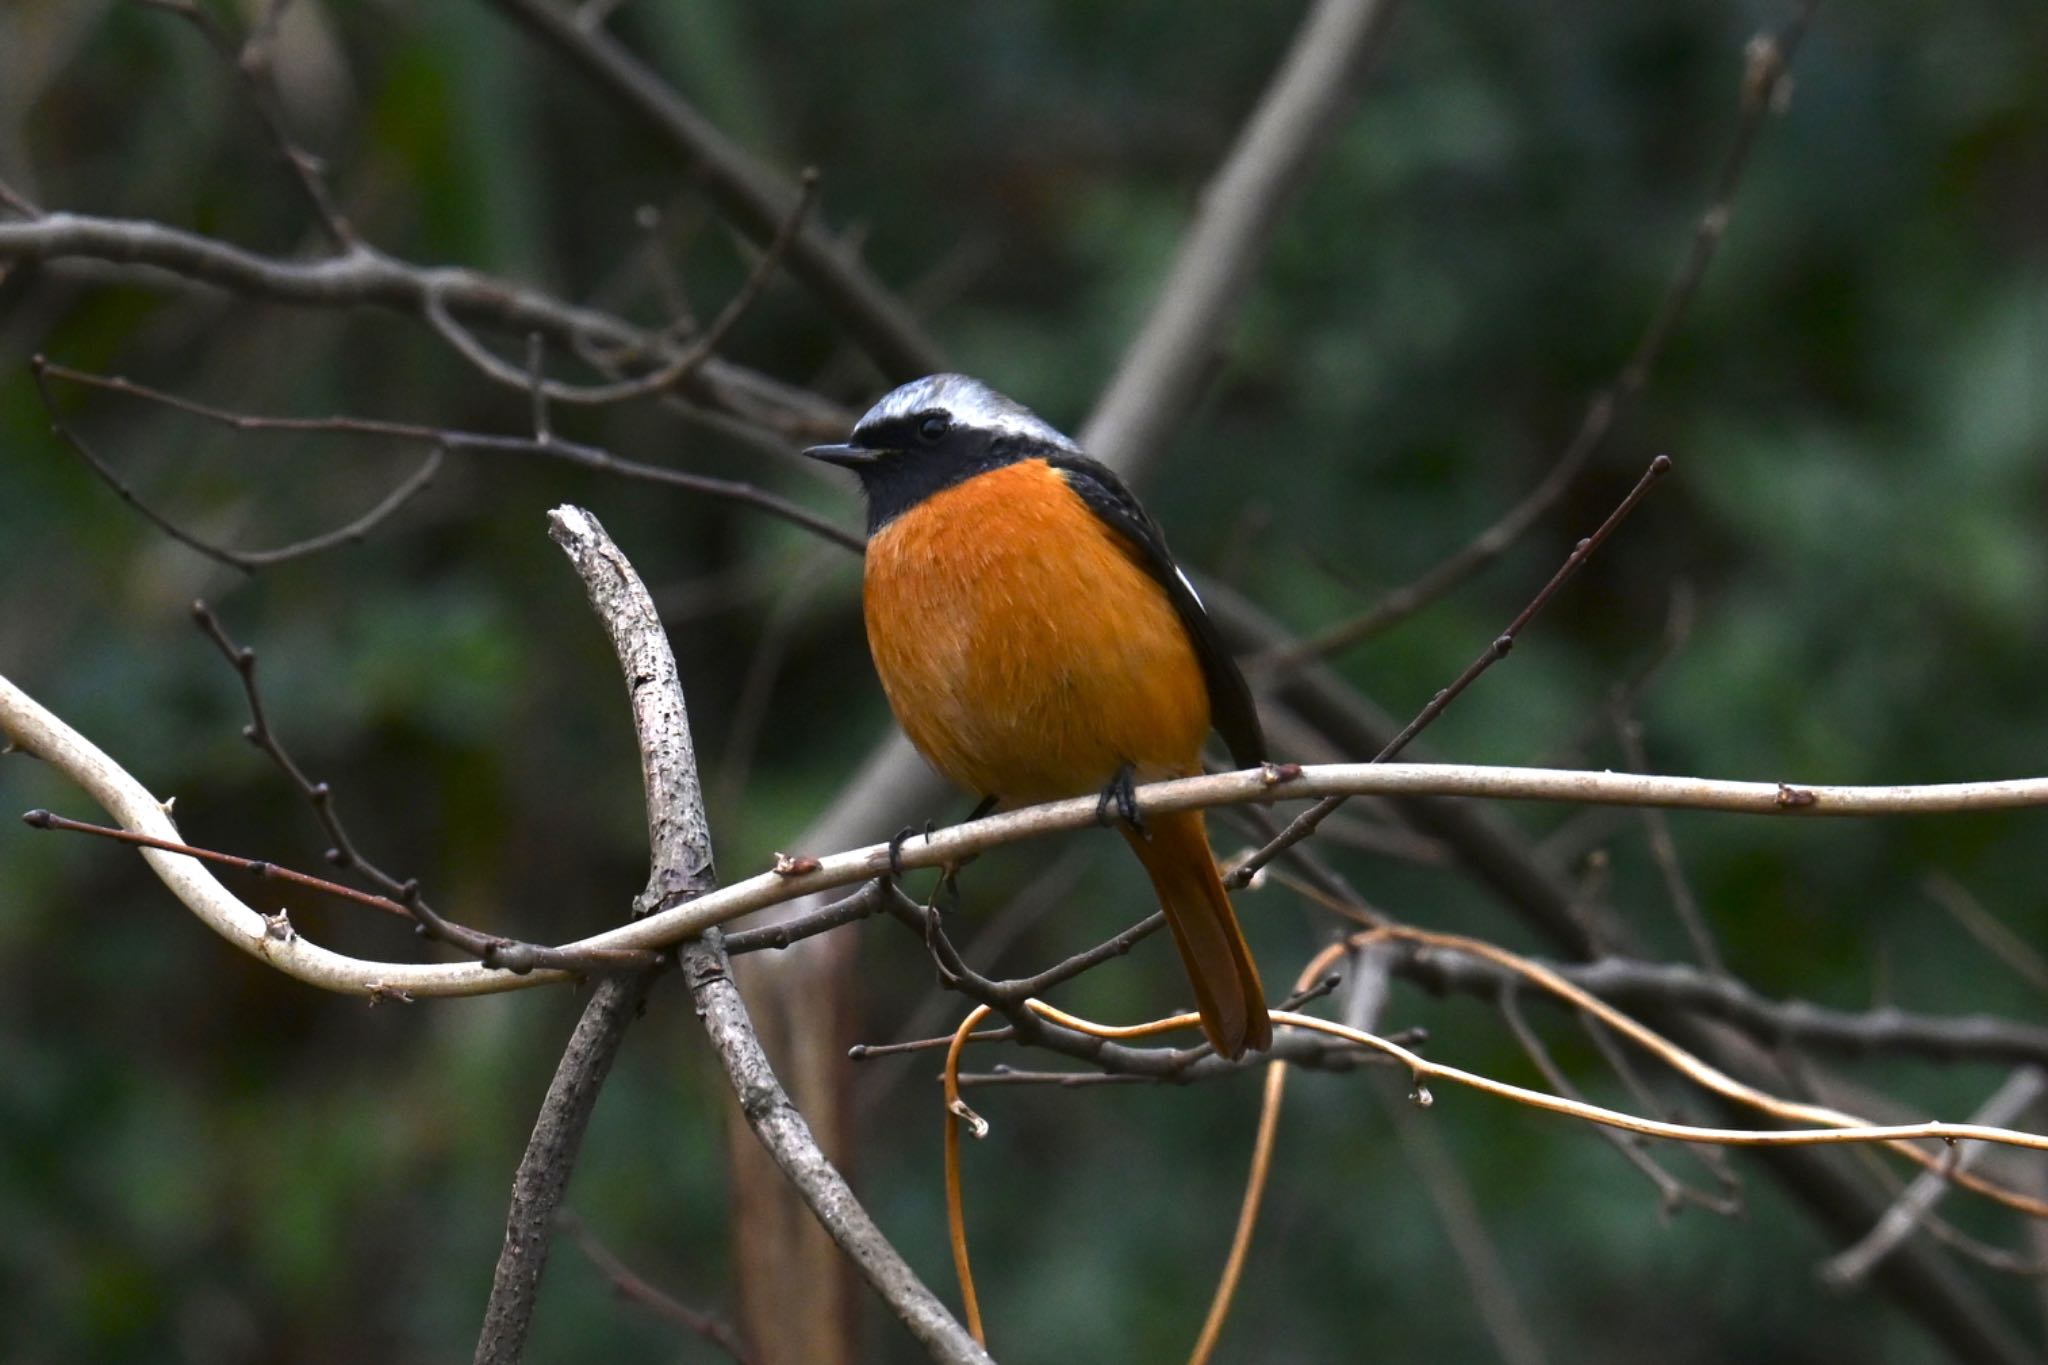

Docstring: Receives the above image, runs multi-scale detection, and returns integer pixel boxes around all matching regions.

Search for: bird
[805,374,1272,1058]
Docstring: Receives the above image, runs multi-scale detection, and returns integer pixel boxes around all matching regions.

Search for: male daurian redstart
[806,374,1272,1058]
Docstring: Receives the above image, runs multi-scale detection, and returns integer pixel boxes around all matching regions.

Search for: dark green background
[2,1,2045,1360]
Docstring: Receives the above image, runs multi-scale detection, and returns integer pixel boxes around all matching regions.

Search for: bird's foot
[886,825,923,879]
[1094,763,1146,838]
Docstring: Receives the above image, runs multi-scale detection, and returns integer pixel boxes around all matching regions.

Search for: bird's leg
[887,826,919,879]
[1095,762,1146,839]
[891,796,997,878]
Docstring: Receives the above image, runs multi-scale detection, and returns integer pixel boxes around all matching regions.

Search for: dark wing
[1048,453,1266,769]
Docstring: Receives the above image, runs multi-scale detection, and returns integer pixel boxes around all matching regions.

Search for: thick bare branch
[476,505,715,1364]
[1081,0,1405,471]
[13,653,2048,1001]
[682,932,992,1365]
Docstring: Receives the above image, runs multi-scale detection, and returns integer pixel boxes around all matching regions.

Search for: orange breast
[863,459,1211,804]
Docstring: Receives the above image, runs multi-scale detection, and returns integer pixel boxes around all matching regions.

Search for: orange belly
[862,459,1211,804]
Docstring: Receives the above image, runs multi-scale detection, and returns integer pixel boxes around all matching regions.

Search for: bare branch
[1399,941,2048,1072]
[15,645,2048,1001]
[1821,1068,2048,1288]
[480,0,944,380]
[475,973,657,1364]
[29,355,441,571]
[546,505,716,916]
[1081,0,1405,471]
[0,213,850,438]
[1261,0,1821,671]
[424,168,818,407]
[1924,872,2048,996]
[682,932,993,1365]
[1232,455,1673,886]
[556,1211,754,1363]
[476,504,715,1363]
[34,358,860,552]
[137,0,359,247]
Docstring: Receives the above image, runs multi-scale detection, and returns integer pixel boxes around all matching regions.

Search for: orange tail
[1120,809,1271,1059]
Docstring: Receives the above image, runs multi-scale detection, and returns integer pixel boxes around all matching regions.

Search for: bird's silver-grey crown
[854,374,1079,452]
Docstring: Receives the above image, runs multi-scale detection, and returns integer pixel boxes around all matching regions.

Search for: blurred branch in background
[0,211,849,438]
[1255,0,1820,674]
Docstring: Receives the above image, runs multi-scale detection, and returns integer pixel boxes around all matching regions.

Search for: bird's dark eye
[917,413,951,444]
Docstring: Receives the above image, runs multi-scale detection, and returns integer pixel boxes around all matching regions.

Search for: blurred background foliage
[2,0,2046,1361]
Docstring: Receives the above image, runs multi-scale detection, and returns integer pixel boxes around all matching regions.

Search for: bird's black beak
[802,442,881,468]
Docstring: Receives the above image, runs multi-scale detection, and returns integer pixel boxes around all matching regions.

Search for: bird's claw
[1095,763,1146,837]
[887,825,918,878]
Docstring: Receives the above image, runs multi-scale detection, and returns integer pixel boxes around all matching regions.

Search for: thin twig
[723,878,894,956]
[0,213,851,440]
[0,174,42,217]
[1260,0,1819,671]
[1544,581,1697,770]
[557,1211,754,1363]
[1499,985,1738,1217]
[35,358,860,551]
[480,0,943,380]
[188,601,652,974]
[1229,454,1673,888]
[1924,873,2048,995]
[1614,714,1726,974]
[424,170,820,406]
[1575,1011,1744,1198]
[981,912,1168,1006]
[21,808,403,923]
[137,0,359,248]
[30,356,441,571]
[852,1027,1018,1061]
[1820,1068,2048,1288]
